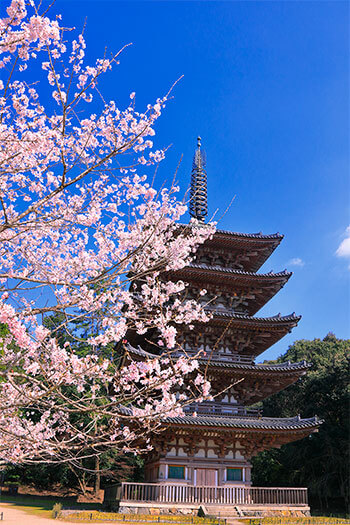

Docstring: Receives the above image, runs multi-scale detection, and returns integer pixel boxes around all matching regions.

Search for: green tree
[252,334,350,515]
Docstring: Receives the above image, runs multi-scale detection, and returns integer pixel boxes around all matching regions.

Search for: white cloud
[288,257,305,267]
[336,225,350,259]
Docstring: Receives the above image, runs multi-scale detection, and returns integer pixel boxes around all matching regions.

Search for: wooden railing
[173,351,254,365]
[184,403,260,417]
[114,482,308,506]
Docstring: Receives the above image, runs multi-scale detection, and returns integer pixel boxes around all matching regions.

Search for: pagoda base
[116,501,310,519]
[104,482,309,517]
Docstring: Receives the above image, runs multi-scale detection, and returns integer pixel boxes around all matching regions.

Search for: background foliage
[252,334,349,515]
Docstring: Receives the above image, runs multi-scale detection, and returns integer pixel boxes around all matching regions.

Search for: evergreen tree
[252,335,349,515]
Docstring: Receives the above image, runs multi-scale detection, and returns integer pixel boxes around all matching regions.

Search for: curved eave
[203,230,284,273]
[178,225,284,273]
[190,312,301,357]
[166,265,292,315]
[207,228,284,243]
[179,223,283,241]
[203,360,311,404]
[168,264,292,284]
[125,343,157,360]
[200,359,311,375]
[165,414,322,432]
[124,345,310,376]
[209,311,301,329]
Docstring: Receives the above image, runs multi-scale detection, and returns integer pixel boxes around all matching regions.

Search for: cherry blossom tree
[0,0,215,468]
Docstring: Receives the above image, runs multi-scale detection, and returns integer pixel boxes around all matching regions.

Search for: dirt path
[0,502,58,523]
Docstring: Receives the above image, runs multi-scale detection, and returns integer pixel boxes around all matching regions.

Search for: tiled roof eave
[124,345,311,375]
[178,223,284,241]
[165,414,322,431]
[199,359,311,373]
[215,228,284,241]
[176,264,292,281]
[209,312,302,327]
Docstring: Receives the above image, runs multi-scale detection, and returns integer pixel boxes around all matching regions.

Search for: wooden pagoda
[113,139,321,514]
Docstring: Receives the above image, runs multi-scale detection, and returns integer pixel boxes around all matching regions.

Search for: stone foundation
[119,503,200,515]
[238,506,311,518]
[117,502,311,518]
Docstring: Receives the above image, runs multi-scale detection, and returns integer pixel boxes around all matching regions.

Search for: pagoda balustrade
[111,482,308,506]
[184,403,260,417]
[205,304,248,316]
[174,349,254,365]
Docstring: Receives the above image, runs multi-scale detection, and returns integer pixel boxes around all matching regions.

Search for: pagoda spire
[189,136,208,221]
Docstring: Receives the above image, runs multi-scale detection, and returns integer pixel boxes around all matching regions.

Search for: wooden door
[196,469,217,486]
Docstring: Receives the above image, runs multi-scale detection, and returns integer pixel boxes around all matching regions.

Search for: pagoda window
[168,465,185,479]
[226,468,243,481]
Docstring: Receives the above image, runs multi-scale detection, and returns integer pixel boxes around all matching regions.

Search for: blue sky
[14,1,350,359]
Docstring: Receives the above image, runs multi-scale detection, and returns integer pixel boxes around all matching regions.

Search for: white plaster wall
[236,450,244,460]
[159,465,166,479]
[207,440,215,448]
[195,449,206,458]
[167,447,176,457]
[177,447,185,456]
[207,449,216,459]
[226,450,234,459]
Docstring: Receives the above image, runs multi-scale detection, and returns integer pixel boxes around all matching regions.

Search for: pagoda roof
[189,312,301,357]
[201,229,284,273]
[199,358,311,374]
[123,344,312,414]
[179,224,284,272]
[180,223,283,241]
[168,264,292,315]
[211,311,301,326]
[201,359,311,404]
[126,311,300,358]
[124,343,156,360]
[165,413,321,432]
[187,263,291,279]
[124,343,310,375]
[215,228,283,241]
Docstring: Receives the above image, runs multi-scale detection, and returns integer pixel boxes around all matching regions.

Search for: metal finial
[189,137,207,221]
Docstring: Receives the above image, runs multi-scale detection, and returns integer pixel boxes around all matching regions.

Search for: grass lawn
[0,493,103,520]
[59,512,229,524]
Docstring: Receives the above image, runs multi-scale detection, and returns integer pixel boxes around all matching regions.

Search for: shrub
[198,507,206,518]
[52,503,62,519]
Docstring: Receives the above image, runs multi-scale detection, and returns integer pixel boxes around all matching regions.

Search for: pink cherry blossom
[0,0,215,467]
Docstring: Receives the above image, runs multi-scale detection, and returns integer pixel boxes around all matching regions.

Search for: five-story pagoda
[126,138,320,490]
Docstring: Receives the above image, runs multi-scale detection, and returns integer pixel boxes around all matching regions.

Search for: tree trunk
[95,455,100,499]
